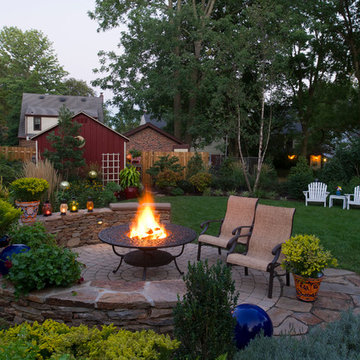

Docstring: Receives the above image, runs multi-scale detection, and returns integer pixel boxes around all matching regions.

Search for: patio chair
[303,182,329,207]
[226,204,295,298]
[197,196,258,261]
[346,185,360,210]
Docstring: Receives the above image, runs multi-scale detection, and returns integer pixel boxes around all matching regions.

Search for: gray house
[18,93,104,145]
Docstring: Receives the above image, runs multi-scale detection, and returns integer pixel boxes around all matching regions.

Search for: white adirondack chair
[303,182,329,207]
[345,186,360,210]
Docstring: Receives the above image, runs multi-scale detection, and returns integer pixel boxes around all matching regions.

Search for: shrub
[173,260,238,360]
[186,152,205,179]
[235,311,360,360]
[0,177,9,200]
[170,187,185,196]
[0,158,23,186]
[7,244,83,296]
[155,170,181,189]
[0,319,180,360]
[0,200,22,235]
[189,172,212,193]
[8,222,56,248]
[177,179,195,193]
[119,165,141,189]
[287,156,314,199]
[10,177,49,202]
[146,155,184,182]
[258,163,278,191]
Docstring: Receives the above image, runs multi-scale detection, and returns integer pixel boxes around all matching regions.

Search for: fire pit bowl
[98,223,197,280]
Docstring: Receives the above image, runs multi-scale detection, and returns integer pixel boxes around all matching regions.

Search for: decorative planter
[125,187,139,199]
[0,244,30,275]
[293,273,324,302]
[15,200,40,224]
[336,190,341,196]
[0,235,9,248]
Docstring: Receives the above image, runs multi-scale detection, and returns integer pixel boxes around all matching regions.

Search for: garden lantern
[60,200,68,215]
[70,198,79,213]
[86,197,94,212]
[42,200,52,216]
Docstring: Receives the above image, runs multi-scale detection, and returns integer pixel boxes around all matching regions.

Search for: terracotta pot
[125,187,139,199]
[15,200,40,224]
[293,273,323,302]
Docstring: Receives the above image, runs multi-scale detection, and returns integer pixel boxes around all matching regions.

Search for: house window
[33,116,41,131]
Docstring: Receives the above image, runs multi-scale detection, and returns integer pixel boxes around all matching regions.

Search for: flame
[129,190,167,245]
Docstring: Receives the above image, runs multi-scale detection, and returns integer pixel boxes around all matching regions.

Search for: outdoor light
[287,155,296,160]
[60,200,68,215]
[126,153,132,163]
[42,200,52,216]
[69,198,79,213]
[97,219,103,225]
[59,181,70,191]
[86,197,94,212]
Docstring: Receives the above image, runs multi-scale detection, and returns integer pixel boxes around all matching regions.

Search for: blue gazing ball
[0,244,30,275]
[232,303,273,349]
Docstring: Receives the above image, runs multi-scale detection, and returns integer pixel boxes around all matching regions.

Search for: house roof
[140,113,167,129]
[124,122,184,144]
[18,93,104,138]
[31,111,129,142]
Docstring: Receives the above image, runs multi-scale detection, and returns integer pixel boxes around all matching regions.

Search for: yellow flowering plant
[10,177,49,202]
[281,234,337,278]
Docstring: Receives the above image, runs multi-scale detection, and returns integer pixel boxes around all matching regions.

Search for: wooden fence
[0,146,36,162]
[140,151,209,187]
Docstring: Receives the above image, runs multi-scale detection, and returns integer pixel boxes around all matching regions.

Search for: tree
[0,26,68,144]
[60,78,95,96]
[43,106,85,180]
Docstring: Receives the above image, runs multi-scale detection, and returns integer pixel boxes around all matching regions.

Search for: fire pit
[98,223,197,280]
[98,191,197,280]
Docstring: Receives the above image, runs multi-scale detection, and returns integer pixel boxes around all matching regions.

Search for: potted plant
[0,199,22,247]
[119,166,141,199]
[281,234,337,302]
[10,177,49,224]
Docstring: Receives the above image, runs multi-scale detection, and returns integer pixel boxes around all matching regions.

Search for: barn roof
[18,93,104,138]
[31,111,129,142]
[124,122,184,144]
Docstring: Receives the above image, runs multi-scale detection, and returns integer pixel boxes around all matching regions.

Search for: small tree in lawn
[43,106,85,180]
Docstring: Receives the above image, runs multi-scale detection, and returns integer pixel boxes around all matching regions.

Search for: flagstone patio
[75,243,360,336]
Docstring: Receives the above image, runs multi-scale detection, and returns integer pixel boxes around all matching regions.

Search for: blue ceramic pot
[0,235,10,248]
[232,303,273,349]
[0,244,30,275]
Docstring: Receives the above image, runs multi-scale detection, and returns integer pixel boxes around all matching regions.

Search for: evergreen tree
[43,106,85,179]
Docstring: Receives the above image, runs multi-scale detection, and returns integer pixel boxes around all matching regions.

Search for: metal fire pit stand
[98,224,197,280]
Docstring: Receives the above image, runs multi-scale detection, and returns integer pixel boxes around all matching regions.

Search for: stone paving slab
[75,243,360,335]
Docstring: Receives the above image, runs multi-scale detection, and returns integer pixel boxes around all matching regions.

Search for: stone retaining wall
[38,202,171,248]
[0,278,185,333]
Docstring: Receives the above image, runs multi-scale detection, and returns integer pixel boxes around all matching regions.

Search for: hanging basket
[293,273,323,302]
[15,200,40,224]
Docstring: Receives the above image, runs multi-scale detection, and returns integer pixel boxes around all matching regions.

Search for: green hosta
[6,244,83,297]
[10,177,49,202]
[0,319,180,359]
[281,234,338,278]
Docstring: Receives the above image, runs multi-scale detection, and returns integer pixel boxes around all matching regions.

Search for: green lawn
[152,196,360,274]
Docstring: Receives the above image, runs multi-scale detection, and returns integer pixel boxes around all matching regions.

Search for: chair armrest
[325,192,330,197]
[232,225,253,236]
[199,219,223,236]
[268,243,283,267]
[272,243,282,256]
[303,191,308,197]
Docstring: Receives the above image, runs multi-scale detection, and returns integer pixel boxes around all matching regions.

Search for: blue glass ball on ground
[0,244,30,275]
[232,303,273,349]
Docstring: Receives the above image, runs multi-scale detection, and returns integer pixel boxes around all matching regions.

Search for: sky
[0,0,124,107]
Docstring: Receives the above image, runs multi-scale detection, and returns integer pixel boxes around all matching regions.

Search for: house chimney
[100,92,104,103]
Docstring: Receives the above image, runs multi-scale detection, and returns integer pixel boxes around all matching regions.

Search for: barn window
[33,116,41,131]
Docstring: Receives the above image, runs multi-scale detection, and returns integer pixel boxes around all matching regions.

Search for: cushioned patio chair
[197,196,258,261]
[227,204,295,298]
[346,185,360,210]
[303,182,329,207]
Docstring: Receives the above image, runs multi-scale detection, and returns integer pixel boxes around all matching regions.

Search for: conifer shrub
[173,260,239,360]
[287,156,314,199]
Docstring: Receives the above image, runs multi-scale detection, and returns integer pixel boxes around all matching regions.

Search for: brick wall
[127,128,180,152]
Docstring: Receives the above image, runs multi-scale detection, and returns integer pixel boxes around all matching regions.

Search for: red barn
[31,112,129,183]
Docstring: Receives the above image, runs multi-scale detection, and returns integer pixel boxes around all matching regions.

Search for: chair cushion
[227,253,269,272]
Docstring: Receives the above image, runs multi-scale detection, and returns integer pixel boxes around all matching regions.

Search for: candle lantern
[86,197,94,212]
[42,200,52,216]
[69,198,79,213]
[60,200,68,215]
